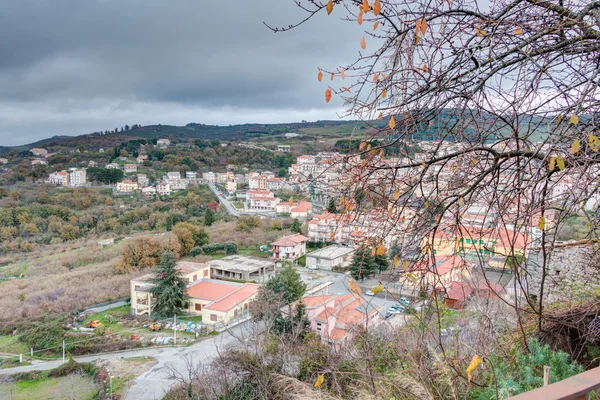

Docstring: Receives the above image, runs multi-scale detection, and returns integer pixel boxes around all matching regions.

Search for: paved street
[296,267,410,315]
[1,322,256,400]
[208,183,240,217]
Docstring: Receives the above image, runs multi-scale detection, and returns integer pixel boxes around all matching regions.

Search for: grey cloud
[0,0,361,145]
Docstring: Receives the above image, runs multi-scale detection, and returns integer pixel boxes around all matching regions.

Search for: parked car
[388,309,402,314]
[390,303,405,311]
[384,312,395,319]
[307,265,318,270]
[365,290,375,296]
[86,320,103,328]
[399,297,411,306]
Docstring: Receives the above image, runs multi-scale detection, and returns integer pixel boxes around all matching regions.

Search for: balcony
[507,366,600,400]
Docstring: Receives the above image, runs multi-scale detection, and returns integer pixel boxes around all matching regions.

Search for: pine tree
[290,218,303,234]
[374,252,389,273]
[326,197,337,213]
[204,208,215,226]
[350,245,377,280]
[265,264,306,304]
[150,252,190,317]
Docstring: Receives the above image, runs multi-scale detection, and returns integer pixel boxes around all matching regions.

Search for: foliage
[172,222,209,256]
[204,208,216,226]
[374,252,389,273]
[86,167,124,184]
[115,236,163,273]
[236,215,262,232]
[190,241,238,256]
[150,252,190,318]
[290,218,302,234]
[266,264,306,304]
[470,339,583,399]
[273,302,311,340]
[350,245,378,280]
[326,197,337,213]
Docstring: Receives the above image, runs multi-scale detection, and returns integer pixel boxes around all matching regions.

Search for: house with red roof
[290,294,381,345]
[270,234,309,261]
[130,260,259,325]
[400,255,473,293]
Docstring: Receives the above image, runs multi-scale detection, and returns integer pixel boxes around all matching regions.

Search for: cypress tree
[150,252,190,317]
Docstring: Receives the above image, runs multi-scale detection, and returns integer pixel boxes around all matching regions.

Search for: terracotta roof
[329,328,350,341]
[295,295,333,308]
[291,201,312,213]
[435,256,470,275]
[203,284,259,312]
[314,307,338,321]
[186,280,242,301]
[445,281,472,302]
[474,281,504,293]
[271,234,309,247]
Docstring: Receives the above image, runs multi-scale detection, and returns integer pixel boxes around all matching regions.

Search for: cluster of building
[130,256,275,325]
[48,168,87,187]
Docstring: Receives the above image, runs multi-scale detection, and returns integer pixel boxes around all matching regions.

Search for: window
[433,250,437,255]
[466,239,471,244]
[211,314,217,322]
[479,240,485,245]
[204,269,209,277]
[459,238,464,243]
[478,249,483,254]
[193,275,197,282]
[195,304,202,311]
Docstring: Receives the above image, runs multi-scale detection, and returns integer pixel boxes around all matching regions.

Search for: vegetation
[349,245,378,280]
[150,252,190,318]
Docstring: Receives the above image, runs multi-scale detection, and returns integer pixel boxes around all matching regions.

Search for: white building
[305,245,355,271]
[0,158,7,164]
[157,139,171,148]
[277,145,291,152]
[68,168,87,187]
[124,164,137,173]
[31,159,47,166]
[141,186,157,196]
[270,234,309,261]
[106,163,120,169]
[116,180,138,193]
[157,182,171,196]
[30,148,48,157]
[137,174,149,186]
[49,171,69,186]
[203,172,216,183]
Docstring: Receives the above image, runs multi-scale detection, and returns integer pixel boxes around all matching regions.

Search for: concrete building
[131,261,260,325]
[31,159,47,166]
[157,138,171,148]
[291,294,381,346]
[209,255,276,283]
[30,148,48,156]
[156,181,171,196]
[306,245,355,271]
[68,168,87,187]
[124,164,137,173]
[106,163,120,169]
[226,180,237,193]
[203,172,216,183]
[136,155,148,164]
[277,145,291,152]
[49,171,69,186]
[270,234,309,261]
[116,180,138,193]
[137,174,149,186]
[0,158,8,164]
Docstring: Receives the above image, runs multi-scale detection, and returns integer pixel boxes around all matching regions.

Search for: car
[399,297,411,306]
[365,290,375,296]
[384,312,395,319]
[307,265,318,270]
[390,303,405,310]
[388,309,402,314]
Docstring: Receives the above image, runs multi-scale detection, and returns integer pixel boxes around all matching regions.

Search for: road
[295,267,406,314]
[1,322,256,400]
[208,183,240,217]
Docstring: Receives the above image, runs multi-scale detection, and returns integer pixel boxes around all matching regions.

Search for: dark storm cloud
[0,0,361,145]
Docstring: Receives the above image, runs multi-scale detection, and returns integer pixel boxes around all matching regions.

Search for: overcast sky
[0,0,360,146]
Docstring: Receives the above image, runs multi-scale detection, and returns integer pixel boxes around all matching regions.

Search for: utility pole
[62,340,65,364]
[174,314,177,345]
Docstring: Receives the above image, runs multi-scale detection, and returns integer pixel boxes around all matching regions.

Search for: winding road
[1,322,255,399]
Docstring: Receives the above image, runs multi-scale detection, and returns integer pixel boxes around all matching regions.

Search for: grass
[232,202,243,209]
[0,335,29,355]
[0,374,97,400]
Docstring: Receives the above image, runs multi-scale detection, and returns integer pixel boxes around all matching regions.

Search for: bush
[189,246,204,257]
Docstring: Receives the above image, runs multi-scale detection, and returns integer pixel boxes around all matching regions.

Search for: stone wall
[526,242,600,304]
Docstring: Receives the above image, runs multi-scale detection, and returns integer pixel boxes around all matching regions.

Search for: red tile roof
[445,281,472,302]
[186,280,241,301]
[176,261,208,274]
[204,284,259,312]
[271,234,309,247]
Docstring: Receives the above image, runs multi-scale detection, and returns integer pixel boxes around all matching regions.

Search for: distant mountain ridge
[0,120,360,156]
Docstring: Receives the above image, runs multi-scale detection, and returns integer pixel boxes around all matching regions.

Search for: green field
[0,374,97,400]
